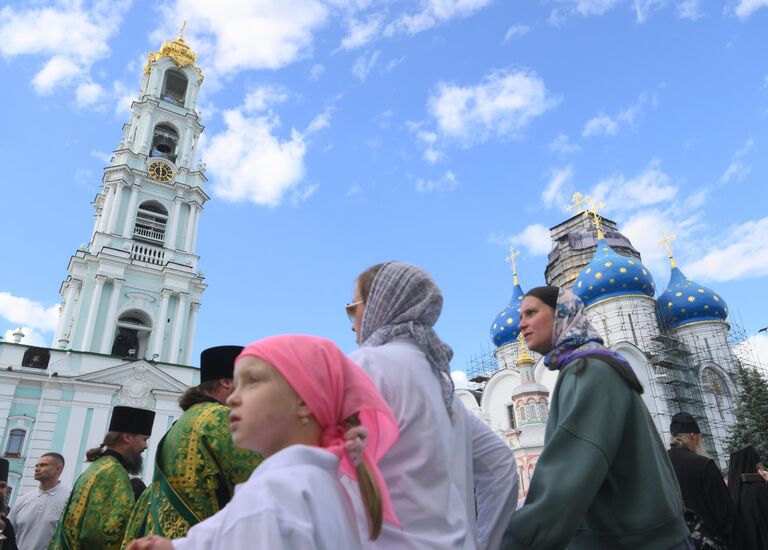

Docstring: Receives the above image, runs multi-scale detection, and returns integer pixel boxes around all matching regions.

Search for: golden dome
[144,25,203,81]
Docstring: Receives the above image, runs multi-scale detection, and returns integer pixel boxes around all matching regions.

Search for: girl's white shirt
[346,339,519,550]
[172,445,363,550]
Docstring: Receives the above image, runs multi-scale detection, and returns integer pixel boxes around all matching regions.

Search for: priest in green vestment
[49,405,155,550]
[121,346,263,547]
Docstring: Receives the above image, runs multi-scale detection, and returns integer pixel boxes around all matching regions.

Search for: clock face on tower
[148,162,174,182]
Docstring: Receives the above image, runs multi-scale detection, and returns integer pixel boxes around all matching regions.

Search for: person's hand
[125,535,173,550]
[344,425,369,466]
[758,469,768,482]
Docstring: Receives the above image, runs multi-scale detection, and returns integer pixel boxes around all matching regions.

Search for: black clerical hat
[200,345,243,383]
[670,412,700,435]
[0,458,8,482]
[108,406,155,436]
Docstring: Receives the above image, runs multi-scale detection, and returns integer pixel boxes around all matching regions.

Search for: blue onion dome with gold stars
[490,278,525,348]
[573,239,656,307]
[656,266,728,330]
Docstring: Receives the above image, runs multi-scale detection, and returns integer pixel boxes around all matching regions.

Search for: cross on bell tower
[53,32,209,365]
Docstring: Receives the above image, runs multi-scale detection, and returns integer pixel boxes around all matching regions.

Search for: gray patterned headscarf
[359,261,455,417]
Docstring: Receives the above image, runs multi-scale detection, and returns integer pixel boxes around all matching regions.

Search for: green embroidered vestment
[121,402,262,545]
[49,455,135,550]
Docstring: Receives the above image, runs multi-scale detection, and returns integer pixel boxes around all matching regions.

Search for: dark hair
[346,414,382,540]
[356,263,386,302]
[524,286,559,310]
[41,452,65,467]
[85,432,122,462]
[178,379,224,411]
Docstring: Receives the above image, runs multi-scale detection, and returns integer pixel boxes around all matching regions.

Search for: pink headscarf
[236,334,401,526]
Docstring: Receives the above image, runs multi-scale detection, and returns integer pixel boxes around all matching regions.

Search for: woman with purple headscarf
[501,286,691,550]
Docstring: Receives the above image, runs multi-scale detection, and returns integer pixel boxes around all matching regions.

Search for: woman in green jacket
[502,286,691,550]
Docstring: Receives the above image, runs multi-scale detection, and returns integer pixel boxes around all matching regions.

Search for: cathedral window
[5,429,25,458]
[150,124,179,163]
[161,69,188,106]
[506,403,517,430]
[134,201,168,244]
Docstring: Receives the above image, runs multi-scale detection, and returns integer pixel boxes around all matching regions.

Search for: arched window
[134,201,168,244]
[703,367,730,397]
[506,403,517,430]
[112,310,153,360]
[150,124,179,162]
[5,429,25,457]
[161,70,188,106]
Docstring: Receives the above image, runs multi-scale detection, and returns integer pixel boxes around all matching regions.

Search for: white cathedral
[0,34,209,505]
[456,209,741,497]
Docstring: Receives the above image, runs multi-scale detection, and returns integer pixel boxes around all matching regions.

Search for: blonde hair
[346,414,383,540]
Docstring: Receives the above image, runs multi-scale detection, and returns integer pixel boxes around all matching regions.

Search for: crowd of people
[0,261,766,549]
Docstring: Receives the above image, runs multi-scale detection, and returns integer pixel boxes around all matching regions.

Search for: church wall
[675,321,735,373]
[480,370,521,433]
[586,295,659,352]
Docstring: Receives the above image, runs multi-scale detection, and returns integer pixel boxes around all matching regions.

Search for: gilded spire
[568,192,605,240]
[144,22,203,81]
[658,231,678,269]
[517,332,534,365]
[506,247,520,286]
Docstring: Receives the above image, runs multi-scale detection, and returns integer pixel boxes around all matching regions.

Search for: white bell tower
[54,31,208,365]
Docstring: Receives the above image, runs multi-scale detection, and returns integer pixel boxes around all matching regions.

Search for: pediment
[77,360,189,393]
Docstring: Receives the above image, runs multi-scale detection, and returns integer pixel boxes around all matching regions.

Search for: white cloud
[738,333,768,368]
[384,0,493,36]
[416,130,444,164]
[416,171,458,192]
[542,165,575,208]
[720,139,754,184]
[591,160,678,212]
[0,1,130,96]
[0,292,59,333]
[548,0,620,24]
[3,327,48,347]
[684,217,768,282]
[583,93,647,137]
[75,81,105,108]
[549,133,581,154]
[734,0,768,19]
[90,150,112,164]
[619,209,678,277]
[152,0,328,79]
[352,50,380,80]
[677,0,704,19]
[205,109,308,207]
[243,85,289,113]
[309,64,325,81]
[113,80,136,117]
[340,13,385,50]
[504,24,530,41]
[428,68,559,146]
[451,370,469,389]
[290,183,319,205]
[490,224,552,256]
[306,106,333,134]
[633,0,665,22]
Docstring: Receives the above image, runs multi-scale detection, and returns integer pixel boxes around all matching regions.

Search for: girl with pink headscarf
[126,335,399,550]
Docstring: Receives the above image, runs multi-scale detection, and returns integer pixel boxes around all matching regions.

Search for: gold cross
[506,247,520,285]
[568,192,605,239]
[179,20,187,38]
[657,231,677,268]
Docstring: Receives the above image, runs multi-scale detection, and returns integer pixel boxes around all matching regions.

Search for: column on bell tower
[54,31,208,363]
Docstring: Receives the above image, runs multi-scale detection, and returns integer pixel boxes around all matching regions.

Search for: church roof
[573,238,656,307]
[490,279,525,348]
[656,266,728,330]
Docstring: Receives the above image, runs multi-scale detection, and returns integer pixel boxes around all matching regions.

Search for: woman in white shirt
[126,335,399,550]
[344,261,519,550]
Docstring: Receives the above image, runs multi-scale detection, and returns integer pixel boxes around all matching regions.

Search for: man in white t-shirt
[9,452,71,550]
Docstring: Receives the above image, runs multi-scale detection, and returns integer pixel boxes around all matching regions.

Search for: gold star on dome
[605,261,613,267]
[595,272,603,279]
[688,296,695,302]
[619,267,627,273]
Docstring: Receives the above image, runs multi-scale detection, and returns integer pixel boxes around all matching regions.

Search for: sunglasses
[345,300,364,322]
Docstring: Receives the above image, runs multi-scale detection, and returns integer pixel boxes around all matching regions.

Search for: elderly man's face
[0,480,7,498]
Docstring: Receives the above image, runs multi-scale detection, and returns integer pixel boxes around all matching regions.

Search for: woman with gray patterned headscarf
[344,261,519,550]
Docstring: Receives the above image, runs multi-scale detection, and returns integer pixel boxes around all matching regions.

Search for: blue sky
[1,0,768,379]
